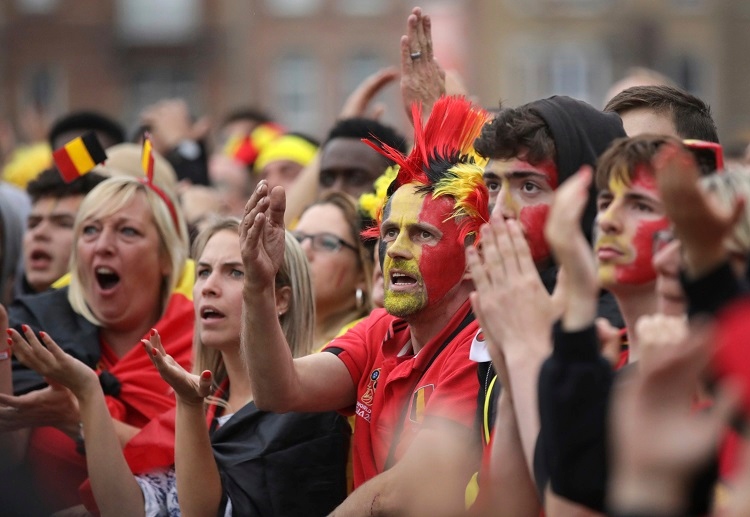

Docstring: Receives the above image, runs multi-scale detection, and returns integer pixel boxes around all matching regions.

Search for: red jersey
[324,300,480,488]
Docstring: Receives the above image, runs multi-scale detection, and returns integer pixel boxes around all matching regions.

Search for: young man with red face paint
[475,96,627,276]
[531,134,724,515]
[465,96,626,513]
[594,136,674,351]
[240,95,491,517]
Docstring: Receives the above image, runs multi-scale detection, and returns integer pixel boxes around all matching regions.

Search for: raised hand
[240,180,287,291]
[339,67,398,121]
[545,166,598,330]
[609,320,738,515]
[635,313,688,373]
[400,6,445,124]
[654,142,744,277]
[6,325,98,399]
[143,329,211,407]
[596,317,623,367]
[467,214,555,365]
[140,98,210,153]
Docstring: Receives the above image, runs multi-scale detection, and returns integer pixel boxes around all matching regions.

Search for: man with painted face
[474,96,627,281]
[534,134,712,514]
[240,96,490,516]
[465,97,627,512]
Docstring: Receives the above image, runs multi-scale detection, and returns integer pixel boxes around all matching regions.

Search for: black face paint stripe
[378,196,393,270]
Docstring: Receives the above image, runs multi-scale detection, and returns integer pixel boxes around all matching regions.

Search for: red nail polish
[151,348,157,356]
[5,329,11,336]
[150,329,156,337]
[21,324,28,332]
[6,338,12,346]
[39,331,46,338]
[201,371,211,380]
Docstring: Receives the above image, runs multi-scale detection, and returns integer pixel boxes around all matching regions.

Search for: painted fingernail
[201,371,211,380]
[21,324,28,332]
[5,329,11,336]
[7,338,12,346]
[151,348,157,356]
[150,329,156,337]
[39,331,47,338]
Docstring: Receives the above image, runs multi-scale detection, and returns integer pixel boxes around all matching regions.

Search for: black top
[212,402,350,517]
[9,286,100,395]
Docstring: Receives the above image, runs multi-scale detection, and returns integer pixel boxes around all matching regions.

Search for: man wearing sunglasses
[240,96,489,516]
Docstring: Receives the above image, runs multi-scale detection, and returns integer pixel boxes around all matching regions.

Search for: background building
[2,0,749,145]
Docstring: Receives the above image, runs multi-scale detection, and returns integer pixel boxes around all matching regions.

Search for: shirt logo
[360,368,380,406]
[356,368,381,424]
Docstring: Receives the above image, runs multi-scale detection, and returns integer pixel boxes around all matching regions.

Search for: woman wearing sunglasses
[292,192,373,349]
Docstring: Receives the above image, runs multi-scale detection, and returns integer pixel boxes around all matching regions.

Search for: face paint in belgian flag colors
[380,184,467,318]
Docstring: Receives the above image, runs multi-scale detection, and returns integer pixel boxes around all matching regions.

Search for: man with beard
[240,95,489,516]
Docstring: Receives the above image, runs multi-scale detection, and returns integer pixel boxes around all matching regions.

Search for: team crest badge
[361,368,381,406]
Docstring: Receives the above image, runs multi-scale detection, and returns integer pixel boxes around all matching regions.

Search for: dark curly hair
[26,167,108,203]
[473,104,556,166]
[325,118,408,163]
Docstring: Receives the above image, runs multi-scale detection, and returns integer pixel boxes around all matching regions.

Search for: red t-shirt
[324,300,479,488]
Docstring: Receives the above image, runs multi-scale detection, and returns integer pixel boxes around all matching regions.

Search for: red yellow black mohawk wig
[363,95,490,244]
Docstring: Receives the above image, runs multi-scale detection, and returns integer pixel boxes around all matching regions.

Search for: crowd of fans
[1,5,750,517]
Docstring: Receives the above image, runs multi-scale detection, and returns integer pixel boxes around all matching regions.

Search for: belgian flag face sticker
[52,131,107,182]
[409,384,435,423]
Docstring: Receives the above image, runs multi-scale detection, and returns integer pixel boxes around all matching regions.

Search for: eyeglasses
[292,231,358,253]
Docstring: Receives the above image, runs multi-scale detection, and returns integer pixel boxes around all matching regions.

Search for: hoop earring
[355,288,364,310]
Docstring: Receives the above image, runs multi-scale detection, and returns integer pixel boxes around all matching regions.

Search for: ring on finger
[410,50,423,60]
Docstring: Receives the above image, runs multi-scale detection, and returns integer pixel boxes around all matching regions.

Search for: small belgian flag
[52,131,107,183]
[141,134,155,178]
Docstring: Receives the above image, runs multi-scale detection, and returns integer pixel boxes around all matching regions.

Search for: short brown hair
[595,134,681,191]
[604,85,719,143]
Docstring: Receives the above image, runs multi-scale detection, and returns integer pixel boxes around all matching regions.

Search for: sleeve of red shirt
[323,311,386,391]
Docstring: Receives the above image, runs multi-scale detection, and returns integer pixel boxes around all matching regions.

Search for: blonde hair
[68,176,188,325]
[701,168,750,256]
[191,218,315,395]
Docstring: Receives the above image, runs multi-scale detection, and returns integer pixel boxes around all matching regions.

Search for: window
[550,46,590,101]
[265,0,322,17]
[20,65,65,113]
[14,0,60,15]
[127,68,197,128]
[504,36,612,105]
[336,0,388,16]
[343,53,384,97]
[116,0,201,45]
[503,0,615,16]
[275,53,320,133]
[670,0,708,13]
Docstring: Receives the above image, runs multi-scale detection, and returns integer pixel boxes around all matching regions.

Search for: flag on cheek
[52,131,107,183]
